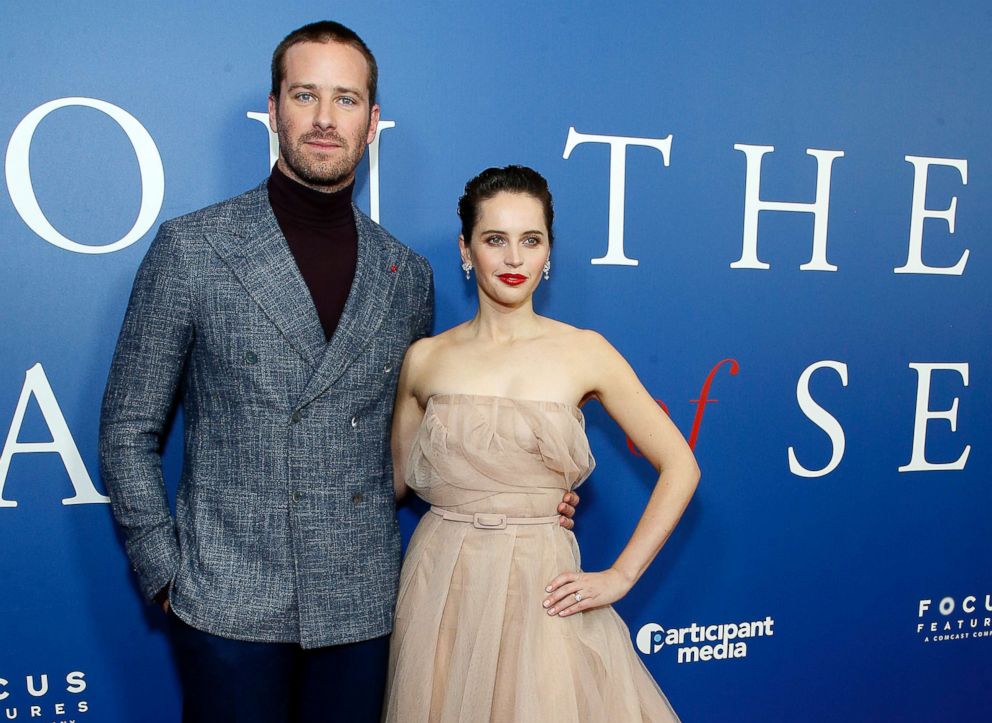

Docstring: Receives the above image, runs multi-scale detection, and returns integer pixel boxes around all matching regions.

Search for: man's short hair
[271,21,379,105]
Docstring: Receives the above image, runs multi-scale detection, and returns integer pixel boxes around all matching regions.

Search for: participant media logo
[636,615,775,663]
[917,594,992,643]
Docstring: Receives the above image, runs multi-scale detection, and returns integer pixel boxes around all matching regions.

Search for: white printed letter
[788,361,848,477]
[895,156,969,275]
[732,145,844,271]
[0,363,109,507]
[5,97,164,254]
[246,111,280,170]
[899,363,970,472]
[26,675,48,697]
[367,120,395,223]
[563,127,673,266]
[66,671,86,694]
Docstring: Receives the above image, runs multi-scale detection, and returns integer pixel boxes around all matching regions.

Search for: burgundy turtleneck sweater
[268,164,358,341]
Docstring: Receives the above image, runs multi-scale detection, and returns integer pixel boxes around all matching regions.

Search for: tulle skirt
[383,510,680,722]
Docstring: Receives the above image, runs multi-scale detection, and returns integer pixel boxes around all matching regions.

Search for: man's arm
[99,220,194,602]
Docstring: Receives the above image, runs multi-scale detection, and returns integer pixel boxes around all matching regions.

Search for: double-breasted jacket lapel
[204,184,403,408]
[203,185,326,369]
[297,207,402,408]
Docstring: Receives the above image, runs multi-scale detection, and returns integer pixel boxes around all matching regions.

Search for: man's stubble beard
[276,121,369,192]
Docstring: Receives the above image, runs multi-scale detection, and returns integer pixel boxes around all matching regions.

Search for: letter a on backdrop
[0,363,109,507]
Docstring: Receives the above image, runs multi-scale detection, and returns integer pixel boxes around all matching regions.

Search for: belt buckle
[473,512,507,530]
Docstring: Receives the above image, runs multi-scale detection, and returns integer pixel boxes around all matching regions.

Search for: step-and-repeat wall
[1,3,988,721]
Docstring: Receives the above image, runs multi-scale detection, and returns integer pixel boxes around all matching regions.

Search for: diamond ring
[574,592,582,602]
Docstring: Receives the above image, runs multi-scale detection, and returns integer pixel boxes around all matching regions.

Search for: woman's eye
[523,236,541,246]
[485,236,505,246]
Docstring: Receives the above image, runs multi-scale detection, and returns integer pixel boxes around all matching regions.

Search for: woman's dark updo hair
[457,165,554,247]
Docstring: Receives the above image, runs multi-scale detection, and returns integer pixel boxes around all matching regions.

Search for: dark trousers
[168,612,390,723]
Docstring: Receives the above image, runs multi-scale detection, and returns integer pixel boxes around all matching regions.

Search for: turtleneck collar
[267,162,356,231]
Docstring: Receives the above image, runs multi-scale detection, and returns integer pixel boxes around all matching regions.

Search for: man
[100,20,578,722]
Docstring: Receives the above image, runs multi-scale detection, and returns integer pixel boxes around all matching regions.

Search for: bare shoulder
[540,319,617,360]
[398,334,436,395]
[418,322,473,356]
[401,323,472,398]
[405,319,470,353]
[564,326,637,401]
[403,334,433,367]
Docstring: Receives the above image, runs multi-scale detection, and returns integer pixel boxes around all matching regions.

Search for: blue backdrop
[1,2,989,721]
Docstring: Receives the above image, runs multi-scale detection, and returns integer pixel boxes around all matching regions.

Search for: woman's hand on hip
[542,568,633,617]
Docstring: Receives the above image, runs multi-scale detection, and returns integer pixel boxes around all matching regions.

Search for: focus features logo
[0,671,90,721]
[636,616,775,663]
[917,595,992,643]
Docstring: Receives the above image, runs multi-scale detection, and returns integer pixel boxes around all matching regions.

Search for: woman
[385,166,699,722]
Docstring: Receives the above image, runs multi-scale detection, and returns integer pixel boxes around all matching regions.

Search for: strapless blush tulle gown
[384,394,680,722]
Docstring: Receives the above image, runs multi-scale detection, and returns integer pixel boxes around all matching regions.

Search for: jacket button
[293,491,303,503]
[245,350,258,364]
[383,363,393,373]
[350,416,358,428]
[291,411,302,424]
[352,492,363,505]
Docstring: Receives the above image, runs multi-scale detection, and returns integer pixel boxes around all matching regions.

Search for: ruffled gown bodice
[407,393,595,516]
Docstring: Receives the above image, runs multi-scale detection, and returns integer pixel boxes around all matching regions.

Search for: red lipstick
[497,274,527,286]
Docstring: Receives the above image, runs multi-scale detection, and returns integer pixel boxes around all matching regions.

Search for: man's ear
[268,94,278,133]
[365,104,381,145]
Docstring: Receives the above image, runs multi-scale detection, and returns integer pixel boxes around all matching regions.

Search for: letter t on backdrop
[563,127,672,266]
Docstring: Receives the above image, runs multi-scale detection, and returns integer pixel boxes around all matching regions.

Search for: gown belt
[429,506,560,530]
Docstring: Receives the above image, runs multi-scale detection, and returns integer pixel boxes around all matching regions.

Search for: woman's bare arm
[544,331,700,616]
[391,340,429,500]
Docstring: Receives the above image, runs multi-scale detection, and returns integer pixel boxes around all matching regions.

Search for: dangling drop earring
[461,261,473,280]
[543,259,551,280]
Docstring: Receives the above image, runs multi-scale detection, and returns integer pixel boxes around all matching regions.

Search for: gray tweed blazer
[99,180,433,648]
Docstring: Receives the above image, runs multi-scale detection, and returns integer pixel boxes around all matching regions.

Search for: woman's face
[461,192,550,307]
